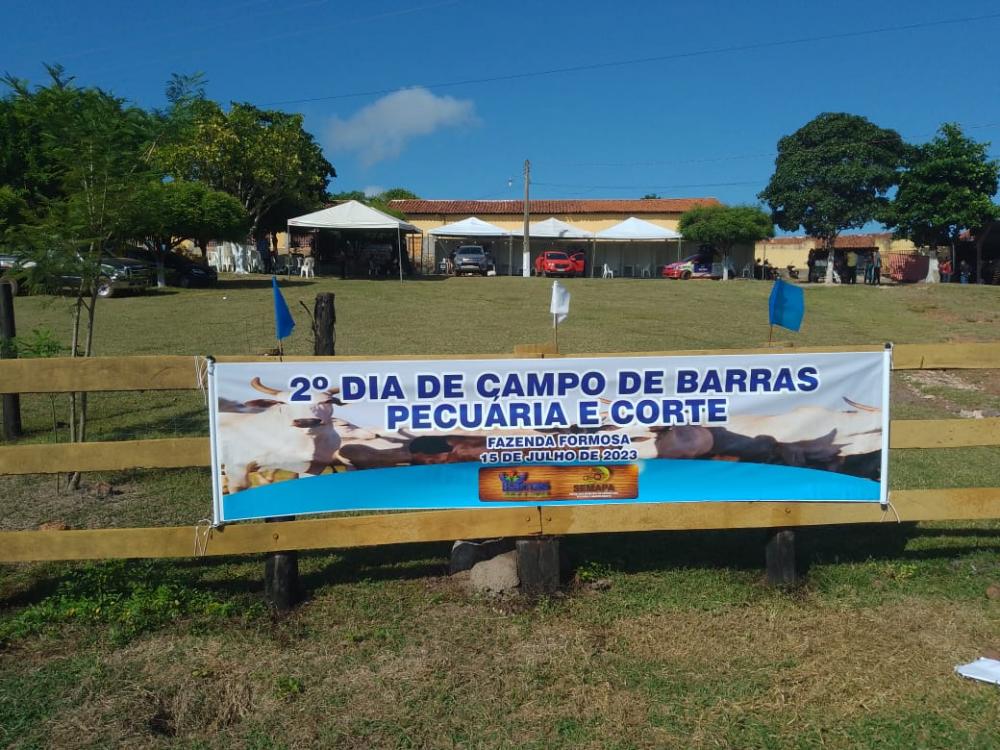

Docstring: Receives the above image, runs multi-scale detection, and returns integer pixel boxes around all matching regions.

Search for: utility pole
[522,159,531,277]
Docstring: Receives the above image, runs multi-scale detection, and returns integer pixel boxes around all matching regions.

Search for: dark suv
[453,245,493,276]
[0,251,154,297]
[123,248,218,288]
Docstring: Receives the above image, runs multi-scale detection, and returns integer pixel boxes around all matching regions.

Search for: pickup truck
[0,251,155,297]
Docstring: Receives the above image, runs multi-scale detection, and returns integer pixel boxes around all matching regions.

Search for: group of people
[939,258,985,284]
[842,249,882,285]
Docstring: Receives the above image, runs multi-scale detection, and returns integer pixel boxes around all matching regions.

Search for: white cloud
[327,87,479,166]
[363,185,385,197]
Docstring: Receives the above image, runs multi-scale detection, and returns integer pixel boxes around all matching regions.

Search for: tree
[378,187,419,202]
[157,101,335,238]
[885,123,999,279]
[678,204,774,279]
[125,179,248,283]
[642,193,661,199]
[759,112,909,282]
[326,187,419,220]
[1,67,158,482]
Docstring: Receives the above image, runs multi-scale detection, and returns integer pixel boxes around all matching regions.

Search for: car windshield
[458,247,483,255]
[546,252,568,260]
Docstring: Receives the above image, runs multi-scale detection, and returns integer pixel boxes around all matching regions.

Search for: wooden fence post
[262,294,336,611]
[0,281,22,440]
[313,292,335,357]
[765,528,798,586]
[264,516,300,611]
[516,537,560,595]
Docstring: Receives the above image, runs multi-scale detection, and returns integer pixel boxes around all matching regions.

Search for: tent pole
[591,238,596,277]
[397,227,404,283]
[508,235,513,276]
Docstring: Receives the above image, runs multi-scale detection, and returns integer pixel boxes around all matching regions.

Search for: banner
[208,350,891,524]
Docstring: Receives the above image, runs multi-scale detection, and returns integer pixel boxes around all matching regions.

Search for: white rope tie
[194,356,210,406]
[193,517,213,556]
[880,499,901,524]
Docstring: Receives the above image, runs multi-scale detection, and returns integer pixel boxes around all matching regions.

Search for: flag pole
[767,324,774,347]
[553,314,559,353]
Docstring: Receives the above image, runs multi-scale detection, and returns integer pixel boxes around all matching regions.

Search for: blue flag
[768,278,804,332]
[271,275,295,340]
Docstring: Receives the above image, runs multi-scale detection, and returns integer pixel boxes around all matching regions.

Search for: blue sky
[4,0,1000,209]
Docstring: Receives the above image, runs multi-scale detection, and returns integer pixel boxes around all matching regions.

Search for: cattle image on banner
[207,349,892,524]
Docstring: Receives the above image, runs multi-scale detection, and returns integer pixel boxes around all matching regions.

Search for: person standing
[872,250,882,286]
[959,259,971,284]
[940,257,952,283]
[846,250,858,284]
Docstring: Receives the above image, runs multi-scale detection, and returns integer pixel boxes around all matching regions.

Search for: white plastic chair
[602,263,614,279]
[300,256,315,278]
[640,264,651,278]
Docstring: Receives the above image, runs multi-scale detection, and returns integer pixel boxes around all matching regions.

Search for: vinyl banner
[208,350,891,524]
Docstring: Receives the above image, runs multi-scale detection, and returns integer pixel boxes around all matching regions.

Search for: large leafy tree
[759,112,909,282]
[1,66,158,473]
[125,179,248,284]
[678,204,774,279]
[885,123,999,277]
[157,101,335,237]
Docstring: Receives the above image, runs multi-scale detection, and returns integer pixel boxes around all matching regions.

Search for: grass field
[1,276,999,749]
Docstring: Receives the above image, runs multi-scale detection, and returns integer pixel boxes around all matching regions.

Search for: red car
[568,250,586,276]
[662,252,720,280]
[534,250,576,277]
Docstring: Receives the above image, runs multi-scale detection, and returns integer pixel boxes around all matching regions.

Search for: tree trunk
[976,238,984,284]
[69,286,100,490]
[825,240,836,284]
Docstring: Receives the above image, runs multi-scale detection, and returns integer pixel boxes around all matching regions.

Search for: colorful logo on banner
[207,351,891,523]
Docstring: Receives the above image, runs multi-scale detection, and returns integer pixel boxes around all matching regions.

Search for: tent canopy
[288,200,418,232]
[596,216,682,240]
[428,216,510,237]
[511,216,594,239]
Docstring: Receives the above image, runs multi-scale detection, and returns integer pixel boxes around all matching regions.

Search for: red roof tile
[387,198,720,215]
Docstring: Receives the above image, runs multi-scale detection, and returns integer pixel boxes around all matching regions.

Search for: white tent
[512,217,594,239]
[596,216,681,240]
[288,199,418,232]
[427,217,510,236]
[592,217,684,278]
[286,200,419,281]
[427,217,513,276]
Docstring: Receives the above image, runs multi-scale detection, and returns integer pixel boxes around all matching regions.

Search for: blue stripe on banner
[220,460,880,522]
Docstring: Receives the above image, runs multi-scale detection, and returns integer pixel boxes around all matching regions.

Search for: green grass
[1,276,999,749]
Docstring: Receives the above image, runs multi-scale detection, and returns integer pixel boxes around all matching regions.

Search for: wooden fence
[0,343,998,564]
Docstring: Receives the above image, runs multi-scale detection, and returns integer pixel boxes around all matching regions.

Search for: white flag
[550,280,570,327]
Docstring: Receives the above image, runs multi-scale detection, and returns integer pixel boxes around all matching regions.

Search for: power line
[260,11,1000,106]
[545,122,1000,169]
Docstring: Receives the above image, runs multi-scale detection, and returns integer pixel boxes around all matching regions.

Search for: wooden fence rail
[0,343,998,564]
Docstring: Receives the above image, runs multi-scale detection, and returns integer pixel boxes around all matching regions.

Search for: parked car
[122,247,218,288]
[662,251,720,280]
[534,250,576,277]
[453,245,493,275]
[568,250,586,276]
[0,251,154,297]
